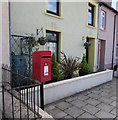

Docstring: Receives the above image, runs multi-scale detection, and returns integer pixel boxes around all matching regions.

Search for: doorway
[98,40,105,71]
[86,37,95,72]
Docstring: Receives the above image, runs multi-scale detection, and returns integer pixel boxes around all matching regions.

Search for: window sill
[45,12,63,19]
[87,24,96,29]
[100,28,106,32]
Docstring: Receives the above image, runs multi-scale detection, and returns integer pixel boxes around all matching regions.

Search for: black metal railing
[2,64,42,119]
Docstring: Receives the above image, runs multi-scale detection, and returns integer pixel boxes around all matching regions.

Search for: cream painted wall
[11,2,98,71]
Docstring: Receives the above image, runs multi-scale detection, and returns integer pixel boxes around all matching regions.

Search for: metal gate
[11,35,39,87]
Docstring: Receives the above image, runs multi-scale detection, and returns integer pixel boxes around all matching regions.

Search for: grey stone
[95,110,116,118]
[64,106,84,118]
[92,90,102,95]
[45,105,55,112]
[85,98,101,106]
[87,93,101,100]
[100,91,112,98]
[110,101,116,107]
[55,101,72,110]
[71,99,87,108]
[110,96,116,101]
[96,103,114,112]
[78,95,89,101]
[63,115,73,118]
[99,96,114,104]
[110,108,116,115]
[52,111,67,118]
[48,108,67,118]
[65,96,77,102]
[78,112,97,118]
[82,104,100,115]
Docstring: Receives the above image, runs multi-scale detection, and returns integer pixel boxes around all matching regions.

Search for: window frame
[116,44,118,58]
[46,30,59,60]
[88,3,94,26]
[46,0,59,16]
[100,10,106,30]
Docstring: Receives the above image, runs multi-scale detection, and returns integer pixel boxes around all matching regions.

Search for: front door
[86,37,95,72]
[98,40,105,71]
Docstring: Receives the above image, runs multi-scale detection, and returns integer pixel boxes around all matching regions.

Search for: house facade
[11,1,98,72]
[98,2,117,71]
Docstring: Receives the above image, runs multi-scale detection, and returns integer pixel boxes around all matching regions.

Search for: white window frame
[100,10,106,30]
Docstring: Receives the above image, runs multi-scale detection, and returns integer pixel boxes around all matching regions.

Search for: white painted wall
[24,70,113,105]
[44,69,113,104]
[0,2,10,111]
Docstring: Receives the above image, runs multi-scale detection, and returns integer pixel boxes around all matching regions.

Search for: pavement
[45,78,118,119]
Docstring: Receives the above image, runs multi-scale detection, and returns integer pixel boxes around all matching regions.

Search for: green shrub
[51,53,60,81]
[59,52,80,79]
[79,54,89,76]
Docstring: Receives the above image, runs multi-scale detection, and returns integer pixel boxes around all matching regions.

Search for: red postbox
[32,50,51,82]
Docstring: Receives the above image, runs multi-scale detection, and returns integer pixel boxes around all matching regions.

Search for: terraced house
[11,1,99,72]
[98,2,118,71]
[0,0,118,118]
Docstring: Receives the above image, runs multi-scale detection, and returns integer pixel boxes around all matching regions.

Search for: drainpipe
[112,13,117,69]
[9,0,12,66]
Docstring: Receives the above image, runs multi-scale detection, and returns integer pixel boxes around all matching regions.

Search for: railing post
[40,82,44,110]
[2,85,5,119]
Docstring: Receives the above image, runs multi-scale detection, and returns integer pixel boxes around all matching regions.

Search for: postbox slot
[42,56,50,58]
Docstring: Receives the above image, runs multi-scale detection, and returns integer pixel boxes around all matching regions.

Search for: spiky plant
[51,52,60,81]
[59,52,80,79]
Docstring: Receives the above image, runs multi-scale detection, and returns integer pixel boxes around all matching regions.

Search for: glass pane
[47,0,57,13]
[88,12,92,24]
[116,48,118,57]
[45,42,57,58]
[46,32,57,41]
[100,11,105,29]
[89,6,92,11]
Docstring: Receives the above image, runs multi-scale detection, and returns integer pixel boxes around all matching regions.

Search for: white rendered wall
[0,2,10,111]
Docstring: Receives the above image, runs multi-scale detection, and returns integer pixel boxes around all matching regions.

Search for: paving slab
[95,110,116,118]
[110,108,116,115]
[48,108,67,118]
[55,101,72,110]
[82,104,100,115]
[45,78,117,119]
[110,101,116,107]
[64,106,84,118]
[77,95,89,101]
[98,96,114,104]
[96,102,114,112]
[87,93,101,100]
[85,98,101,106]
[70,99,87,108]
[78,112,97,118]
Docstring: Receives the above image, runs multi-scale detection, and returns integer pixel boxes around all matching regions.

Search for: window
[47,0,59,16]
[88,3,94,26]
[45,30,59,60]
[116,44,118,57]
[100,10,106,30]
